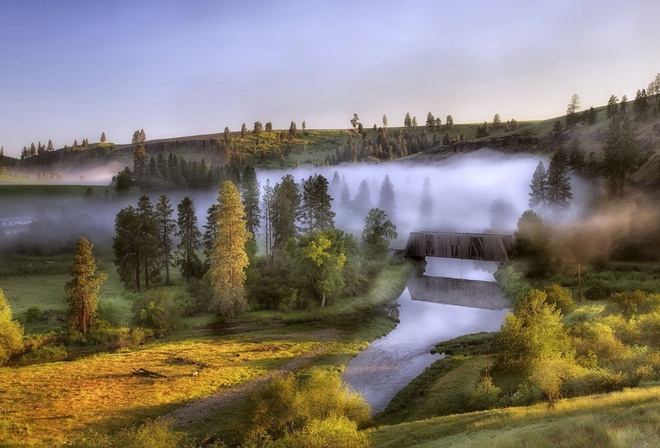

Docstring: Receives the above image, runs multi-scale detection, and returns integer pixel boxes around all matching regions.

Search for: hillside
[2,102,659,188]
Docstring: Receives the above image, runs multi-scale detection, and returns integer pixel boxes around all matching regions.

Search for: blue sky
[1,0,659,157]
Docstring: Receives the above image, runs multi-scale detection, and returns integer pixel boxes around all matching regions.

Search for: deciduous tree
[0,288,23,365]
[362,208,398,261]
[65,237,107,334]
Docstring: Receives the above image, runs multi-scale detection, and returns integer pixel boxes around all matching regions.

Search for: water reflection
[343,259,510,413]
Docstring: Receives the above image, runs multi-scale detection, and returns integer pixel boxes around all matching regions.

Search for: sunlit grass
[369,385,660,448]
[0,332,321,447]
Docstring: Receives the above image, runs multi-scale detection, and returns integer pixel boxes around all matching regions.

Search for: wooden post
[577,263,582,303]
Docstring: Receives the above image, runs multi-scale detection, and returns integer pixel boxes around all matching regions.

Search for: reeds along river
[342,257,510,414]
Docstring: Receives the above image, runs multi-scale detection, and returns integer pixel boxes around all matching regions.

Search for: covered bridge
[403,231,514,263]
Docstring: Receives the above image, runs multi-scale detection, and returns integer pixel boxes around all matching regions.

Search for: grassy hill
[369,384,660,447]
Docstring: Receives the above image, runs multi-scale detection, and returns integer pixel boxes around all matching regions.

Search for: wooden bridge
[403,231,514,262]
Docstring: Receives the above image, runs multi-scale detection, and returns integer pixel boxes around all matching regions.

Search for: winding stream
[343,258,510,413]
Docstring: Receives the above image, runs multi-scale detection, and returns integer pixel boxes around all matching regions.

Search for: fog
[0,149,602,256]
[257,149,591,247]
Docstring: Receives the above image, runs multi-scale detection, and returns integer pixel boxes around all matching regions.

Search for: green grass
[368,385,660,448]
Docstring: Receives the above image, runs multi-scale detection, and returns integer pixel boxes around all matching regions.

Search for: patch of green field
[0,174,34,185]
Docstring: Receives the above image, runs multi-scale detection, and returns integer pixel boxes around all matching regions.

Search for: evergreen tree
[568,139,586,174]
[606,95,619,119]
[271,174,301,250]
[352,179,372,218]
[113,205,142,290]
[301,174,335,233]
[132,129,148,182]
[426,112,435,130]
[261,179,275,262]
[340,182,351,211]
[378,174,396,220]
[412,116,418,128]
[546,147,572,215]
[602,111,638,196]
[404,113,412,128]
[210,181,250,316]
[446,115,454,128]
[241,123,247,138]
[528,161,548,210]
[155,195,175,285]
[362,208,398,261]
[289,121,297,139]
[493,114,501,129]
[203,203,219,264]
[47,139,54,151]
[550,121,566,145]
[137,195,160,288]
[419,177,433,228]
[382,114,388,128]
[241,165,260,237]
[0,288,24,365]
[633,89,649,119]
[350,113,360,131]
[176,197,202,280]
[100,132,106,143]
[65,237,107,334]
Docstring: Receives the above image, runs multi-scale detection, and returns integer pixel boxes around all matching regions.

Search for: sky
[1,0,659,158]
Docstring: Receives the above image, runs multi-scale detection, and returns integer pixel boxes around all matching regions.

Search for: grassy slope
[369,385,660,448]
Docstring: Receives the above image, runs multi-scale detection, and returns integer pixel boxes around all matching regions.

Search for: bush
[268,416,369,448]
[561,369,630,397]
[611,290,647,318]
[24,306,43,323]
[509,381,544,407]
[132,289,183,337]
[241,369,370,444]
[468,375,501,411]
[66,418,203,448]
[544,284,576,315]
[18,345,68,365]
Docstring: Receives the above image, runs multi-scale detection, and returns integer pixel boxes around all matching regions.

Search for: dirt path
[165,329,338,428]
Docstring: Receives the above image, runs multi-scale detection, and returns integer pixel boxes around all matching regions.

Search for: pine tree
[261,179,275,262]
[47,140,54,151]
[426,112,435,130]
[404,113,412,128]
[65,237,107,334]
[113,205,142,290]
[176,197,202,280]
[155,195,175,285]
[378,174,396,220]
[271,174,301,250]
[528,161,548,210]
[100,132,106,143]
[132,129,148,182]
[419,177,433,228]
[210,181,250,316]
[606,95,619,119]
[203,203,219,263]
[546,147,572,215]
[137,196,160,288]
[241,165,260,237]
[352,179,372,218]
[301,174,335,233]
[603,111,638,196]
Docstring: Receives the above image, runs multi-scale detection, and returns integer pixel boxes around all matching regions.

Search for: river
[342,258,510,413]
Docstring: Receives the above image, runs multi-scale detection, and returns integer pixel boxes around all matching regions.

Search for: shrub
[132,289,183,337]
[509,381,544,407]
[468,375,501,411]
[66,418,202,448]
[611,290,647,318]
[544,284,576,315]
[269,416,369,448]
[18,345,68,365]
[24,306,43,323]
[561,369,630,397]
[241,369,370,444]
